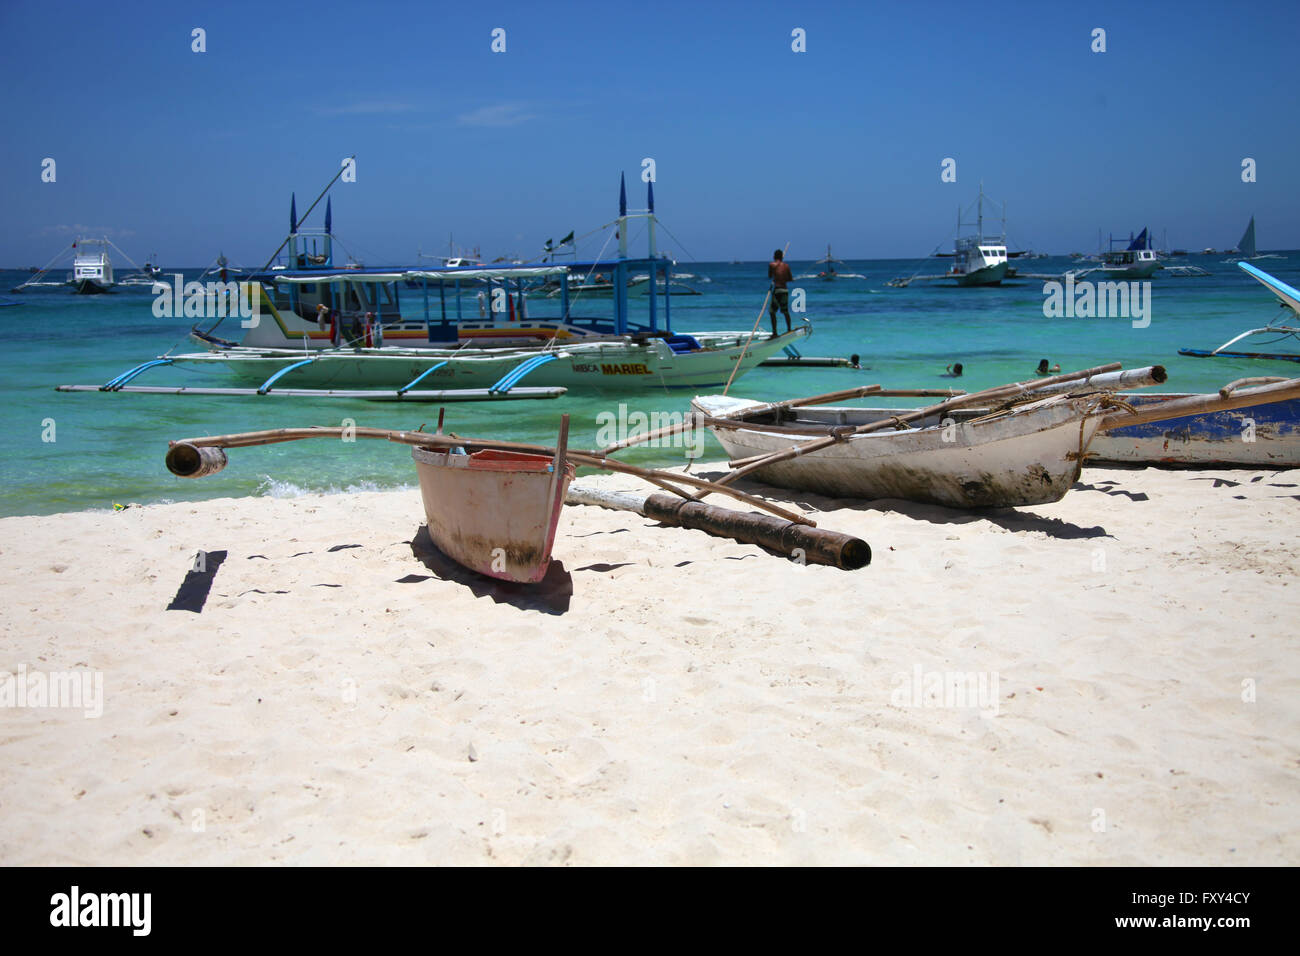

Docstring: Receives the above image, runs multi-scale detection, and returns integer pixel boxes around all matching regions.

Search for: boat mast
[647,178,657,259]
[287,193,298,267]
[617,173,628,259]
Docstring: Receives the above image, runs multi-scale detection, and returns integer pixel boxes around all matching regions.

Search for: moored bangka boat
[814,244,841,280]
[1099,228,1162,279]
[109,174,805,396]
[886,184,1009,288]
[13,237,116,294]
[67,239,116,294]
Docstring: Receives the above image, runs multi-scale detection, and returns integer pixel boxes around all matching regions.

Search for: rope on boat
[12,242,75,290]
[654,220,699,263]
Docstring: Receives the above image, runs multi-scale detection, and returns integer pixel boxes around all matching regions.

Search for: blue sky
[2,0,1296,266]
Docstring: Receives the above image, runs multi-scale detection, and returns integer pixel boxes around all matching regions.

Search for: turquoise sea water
[2,254,1297,517]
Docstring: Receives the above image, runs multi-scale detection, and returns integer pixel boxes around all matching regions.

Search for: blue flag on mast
[619,174,627,217]
[290,193,298,233]
[325,197,332,235]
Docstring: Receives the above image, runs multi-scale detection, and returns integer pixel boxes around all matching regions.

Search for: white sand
[0,464,1296,865]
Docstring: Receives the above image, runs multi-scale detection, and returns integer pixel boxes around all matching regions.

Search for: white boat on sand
[691,368,1300,508]
[692,392,1105,508]
[412,416,575,583]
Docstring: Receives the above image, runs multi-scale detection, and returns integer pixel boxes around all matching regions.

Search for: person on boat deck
[943,362,963,378]
[1036,359,1061,376]
[315,303,329,330]
[345,312,365,346]
[768,249,793,335]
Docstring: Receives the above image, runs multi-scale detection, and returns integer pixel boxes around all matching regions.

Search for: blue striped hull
[1090,395,1300,467]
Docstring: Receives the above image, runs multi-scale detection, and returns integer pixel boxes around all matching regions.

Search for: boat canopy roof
[264,265,571,284]
[257,256,674,285]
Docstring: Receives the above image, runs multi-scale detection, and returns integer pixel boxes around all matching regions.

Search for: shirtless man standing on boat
[768,249,793,336]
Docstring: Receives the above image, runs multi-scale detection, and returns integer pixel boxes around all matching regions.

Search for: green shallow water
[2,255,1297,517]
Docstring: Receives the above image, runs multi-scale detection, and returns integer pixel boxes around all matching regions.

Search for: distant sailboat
[800,243,864,281]
[814,244,842,280]
[1225,216,1283,262]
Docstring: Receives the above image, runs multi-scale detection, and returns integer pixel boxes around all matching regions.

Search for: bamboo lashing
[1218,376,1288,398]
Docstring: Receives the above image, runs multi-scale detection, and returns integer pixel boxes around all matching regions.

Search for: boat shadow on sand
[406,526,573,615]
[694,471,1113,541]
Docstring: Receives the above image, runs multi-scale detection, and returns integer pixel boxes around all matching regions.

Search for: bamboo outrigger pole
[596,383,896,455]
[165,425,817,526]
[1096,376,1300,431]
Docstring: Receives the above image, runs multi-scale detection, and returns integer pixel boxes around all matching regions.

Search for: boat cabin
[70,240,113,286]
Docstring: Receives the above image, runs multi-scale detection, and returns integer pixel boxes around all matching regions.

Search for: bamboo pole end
[166,442,228,479]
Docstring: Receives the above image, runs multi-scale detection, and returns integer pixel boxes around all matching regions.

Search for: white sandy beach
[0,464,1296,866]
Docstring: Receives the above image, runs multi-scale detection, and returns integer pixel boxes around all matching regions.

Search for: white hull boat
[692,393,1104,508]
[412,418,574,583]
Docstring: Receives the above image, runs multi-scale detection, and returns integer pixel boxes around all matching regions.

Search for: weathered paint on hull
[1089,394,1300,467]
[412,446,574,583]
[693,396,1100,508]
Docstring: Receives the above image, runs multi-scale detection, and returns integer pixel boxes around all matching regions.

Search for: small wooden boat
[692,392,1105,508]
[1088,386,1300,468]
[411,417,575,583]
[686,368,1300,509]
